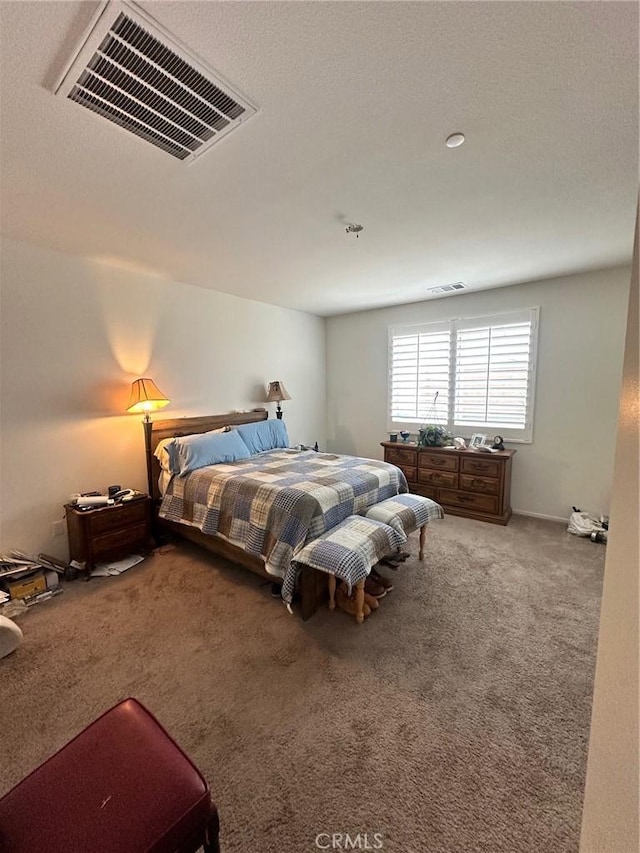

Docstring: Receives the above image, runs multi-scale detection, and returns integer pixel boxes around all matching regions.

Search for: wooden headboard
[148,409,268,500]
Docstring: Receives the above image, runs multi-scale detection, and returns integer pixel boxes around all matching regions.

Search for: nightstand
[65,498,153,569]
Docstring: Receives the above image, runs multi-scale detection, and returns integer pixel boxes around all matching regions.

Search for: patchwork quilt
[282,515,407,603]
[159,449,408,579]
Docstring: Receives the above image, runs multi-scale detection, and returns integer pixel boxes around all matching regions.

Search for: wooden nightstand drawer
[418,469,458,488]
[92,524,149,558]
[461,456,501,477]
[418,452,458,472]
[460,474,500,495]
[386,447,418,467]
[438,488,498,514]
[89,501,148,535]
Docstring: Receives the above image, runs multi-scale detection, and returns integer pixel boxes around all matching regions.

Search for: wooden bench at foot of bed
[290,515,407,624]
[364,494,445,557]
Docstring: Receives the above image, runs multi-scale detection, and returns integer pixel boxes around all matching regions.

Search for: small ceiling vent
[428,282,466,295]
[55,1,257,163]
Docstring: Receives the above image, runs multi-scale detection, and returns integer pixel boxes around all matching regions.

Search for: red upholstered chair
[0,698,220,853]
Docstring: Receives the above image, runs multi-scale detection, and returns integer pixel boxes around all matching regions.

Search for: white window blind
[388,308,538,442]
[389,323,450,425]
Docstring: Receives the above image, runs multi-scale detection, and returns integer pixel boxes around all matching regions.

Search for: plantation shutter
[389,322,451,427]
[453,309,537,432]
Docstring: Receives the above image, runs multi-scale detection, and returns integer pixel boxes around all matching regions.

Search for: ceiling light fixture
[445,133,465,148]
[345,223,364,238]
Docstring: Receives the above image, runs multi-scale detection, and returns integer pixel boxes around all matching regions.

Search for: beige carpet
[0,514,604,853]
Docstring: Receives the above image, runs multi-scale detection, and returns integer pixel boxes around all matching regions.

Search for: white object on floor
[568,511,605,537]
[0,614,23,658]
[90,555,145,577]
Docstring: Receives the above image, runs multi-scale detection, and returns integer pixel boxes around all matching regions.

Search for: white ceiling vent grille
[55,1,257,163]
[428,282,466,295]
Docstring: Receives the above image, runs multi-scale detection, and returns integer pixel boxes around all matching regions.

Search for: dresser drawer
[89,502,148,535]
[439,489,498,514]
[460,473,500,495]
[415,484,438,500]
[398,465,417,484]
[386,447,418,467]
[418,469,458,488]
[92,523,148,558]
[418,452,458,472]
[460,456,501,478]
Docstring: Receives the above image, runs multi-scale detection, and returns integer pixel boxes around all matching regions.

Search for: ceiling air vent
[428,282,466,295]
[55,1,257,163]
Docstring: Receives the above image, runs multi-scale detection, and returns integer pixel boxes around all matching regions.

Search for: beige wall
[0,237,326,558]
[326,267,630,520]
[580,213,639,852]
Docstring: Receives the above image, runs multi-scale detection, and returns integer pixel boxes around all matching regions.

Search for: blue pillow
[175,429,251,475]
[235,419,289,455]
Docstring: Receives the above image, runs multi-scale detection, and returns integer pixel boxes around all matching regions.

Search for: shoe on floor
[363,592,380,610]
[371,568,394,592]
[336,585,372,618]
[270,582,282,598]
[364,576,387,598]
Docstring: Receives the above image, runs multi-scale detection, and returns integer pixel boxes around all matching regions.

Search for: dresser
[381,442,516,525]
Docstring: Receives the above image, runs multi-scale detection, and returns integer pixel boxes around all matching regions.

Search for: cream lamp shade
[127,378,170,421]
[266,380,291,419]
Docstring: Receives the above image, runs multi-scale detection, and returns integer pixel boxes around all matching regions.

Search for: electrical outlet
[51,520,65,538]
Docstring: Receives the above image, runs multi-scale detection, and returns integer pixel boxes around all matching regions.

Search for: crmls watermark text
[315,832,384,850]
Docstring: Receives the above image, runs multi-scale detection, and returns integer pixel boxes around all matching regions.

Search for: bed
[149,411,408,618]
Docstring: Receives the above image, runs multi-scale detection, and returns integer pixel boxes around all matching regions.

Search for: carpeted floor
[0,514,604,853]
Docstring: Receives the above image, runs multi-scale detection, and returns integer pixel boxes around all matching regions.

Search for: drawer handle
[432,459,446,467]
[473,463,489,471]
[457,494,475,503]
[472,478,486,488]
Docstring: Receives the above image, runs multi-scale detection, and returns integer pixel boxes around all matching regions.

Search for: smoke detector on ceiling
[54,1,258,163]
[428,282,466,294]
[345,223,364,238]
[445,133,465,148]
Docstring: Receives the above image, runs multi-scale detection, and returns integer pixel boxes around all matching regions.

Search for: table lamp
[127,378,170,497]
[265,381,291,419]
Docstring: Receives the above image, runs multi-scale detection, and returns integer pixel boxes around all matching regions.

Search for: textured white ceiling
[0,1,637,316]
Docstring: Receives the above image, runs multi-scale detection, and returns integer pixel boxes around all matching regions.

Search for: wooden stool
[293,515,406,624]
[365,494,444,560]
[0,697,220,853]
[328,576,367,623]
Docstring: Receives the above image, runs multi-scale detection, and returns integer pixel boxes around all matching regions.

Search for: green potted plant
[417,424,453,447]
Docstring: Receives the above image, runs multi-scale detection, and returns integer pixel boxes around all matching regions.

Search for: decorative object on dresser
[265,380,291,419]
[381,442,515,525]
[469,433,487,449]
[127,377,171,497]
[65,497,153,571]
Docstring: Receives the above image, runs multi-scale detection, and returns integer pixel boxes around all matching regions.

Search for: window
[388,308,539,442]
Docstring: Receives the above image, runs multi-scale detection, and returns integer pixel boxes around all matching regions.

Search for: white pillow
[153,438,178,473]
